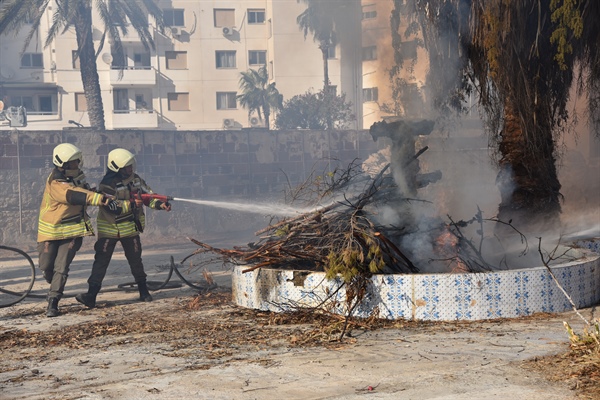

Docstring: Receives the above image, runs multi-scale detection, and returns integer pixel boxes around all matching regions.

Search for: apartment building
[0,0,362,131]
[361,0,428,128]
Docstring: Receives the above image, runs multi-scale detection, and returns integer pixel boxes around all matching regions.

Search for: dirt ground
[1,245,598,400]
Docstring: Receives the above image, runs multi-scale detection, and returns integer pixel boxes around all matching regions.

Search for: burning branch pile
[184,119,445,279]
[184,163,420,280]
[183,118,529,280]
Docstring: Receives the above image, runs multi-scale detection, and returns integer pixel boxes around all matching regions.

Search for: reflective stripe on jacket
[37,170,104,242]
[96,173,161,238]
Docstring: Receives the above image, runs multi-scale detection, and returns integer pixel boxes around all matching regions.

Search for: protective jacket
[37,168,104,242]
[96,171,164,238]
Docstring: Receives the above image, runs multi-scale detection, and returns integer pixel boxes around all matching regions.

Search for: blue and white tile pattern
[232,242,600,321]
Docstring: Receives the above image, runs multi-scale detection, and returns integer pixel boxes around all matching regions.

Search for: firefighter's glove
[162,202,172,212]
[105,199,120,214]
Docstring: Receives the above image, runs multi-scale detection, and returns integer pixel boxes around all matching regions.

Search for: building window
[165,51,187,69]
[362,10,377,19]
[113,88,129,111]
[21,53,43,68]
[135,94,150,110]
[401,40,418,59]
[248,50,266,65]
[216,92,237,110]
[248,9,265,24]
[163,9,184,26]
[72,51,80,69]
[168,92,189,111]
[214,9,235,27]
[362,46,377,61]
[75,93,87,112]
[327,46,336,59]
[39,96,52,113]
[216,51,236,68]
[12,95,34,110]
[362,5,377,20]
[363,88,378,102]
[133,52,151,68]
[4,91,57,114]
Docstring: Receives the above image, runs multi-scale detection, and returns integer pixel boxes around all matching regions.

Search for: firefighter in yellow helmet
[38,143,118,317]
[76,148,171,309]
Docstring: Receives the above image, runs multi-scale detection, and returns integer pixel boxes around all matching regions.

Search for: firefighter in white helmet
[38,143,118,317]
[76,148,171,309]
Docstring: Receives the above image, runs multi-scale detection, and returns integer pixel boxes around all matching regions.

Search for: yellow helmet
[53,143,83,168]
[107,148,136,172]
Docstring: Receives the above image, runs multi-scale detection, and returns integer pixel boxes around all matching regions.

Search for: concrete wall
[0,128,385,251]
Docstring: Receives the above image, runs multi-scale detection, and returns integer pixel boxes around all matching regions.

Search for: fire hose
[0,245,36,307]
[1,193,211,308]
[131,191,174,206]
[0,248,215,308]
[104,190,173,207]
[107,191,174,233]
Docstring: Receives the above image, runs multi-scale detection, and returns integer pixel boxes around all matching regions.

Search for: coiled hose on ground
[0,245,214,308]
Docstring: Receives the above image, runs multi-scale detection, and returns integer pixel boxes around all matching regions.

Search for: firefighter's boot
[75,284,101,309]
[46,297,60,318]
[138,280,153,302]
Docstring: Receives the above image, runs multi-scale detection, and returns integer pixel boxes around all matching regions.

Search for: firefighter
[38,143,118,317]
[76,148,171,309]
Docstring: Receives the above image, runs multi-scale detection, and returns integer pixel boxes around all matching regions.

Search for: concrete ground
[0,243,592,399]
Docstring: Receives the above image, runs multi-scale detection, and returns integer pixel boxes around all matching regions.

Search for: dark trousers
[89,235,146,287]
[38,237,83,299]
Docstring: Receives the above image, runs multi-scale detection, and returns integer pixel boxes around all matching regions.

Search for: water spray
[137,188,322,217]
[173,197,315,217]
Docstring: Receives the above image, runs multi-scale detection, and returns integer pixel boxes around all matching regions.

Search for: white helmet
[53,143,83,168]
[107,148,136,172]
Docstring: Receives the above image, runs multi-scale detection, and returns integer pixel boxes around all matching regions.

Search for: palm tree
[237,66,283,130]
[296,0,338,91]
[0,0,164,130]
[404,0,600,230]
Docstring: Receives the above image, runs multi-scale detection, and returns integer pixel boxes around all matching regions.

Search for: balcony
[110,66,156,86]
[110,109,157,129]
[120,30,141,43]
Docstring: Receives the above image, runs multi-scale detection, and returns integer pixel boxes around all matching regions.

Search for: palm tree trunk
[74,2,105,130]
[496,100,561,231]
[264,108,271,130]
[320,44,330,90]
[320,44,334,130]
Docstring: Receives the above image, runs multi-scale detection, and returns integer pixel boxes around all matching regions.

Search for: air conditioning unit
[222,118,236,129]
[6,106,27,128]
[249,117,265,127]
[171,27,181,37]
[222,26,235,37]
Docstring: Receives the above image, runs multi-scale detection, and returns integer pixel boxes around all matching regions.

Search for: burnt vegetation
[183,119,527,281]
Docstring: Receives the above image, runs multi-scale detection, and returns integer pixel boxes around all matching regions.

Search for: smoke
[363,114,600,273]
[359,0,599,272]
[558,136,600,241]
[377,121,497,267]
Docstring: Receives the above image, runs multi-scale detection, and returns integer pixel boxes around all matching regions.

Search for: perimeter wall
[0,129,387,250]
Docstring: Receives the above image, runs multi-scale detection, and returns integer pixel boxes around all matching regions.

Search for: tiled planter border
[232,239,600,321]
